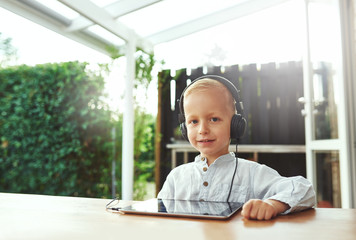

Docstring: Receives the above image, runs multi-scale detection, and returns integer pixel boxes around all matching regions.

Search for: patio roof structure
[0,0,291,200]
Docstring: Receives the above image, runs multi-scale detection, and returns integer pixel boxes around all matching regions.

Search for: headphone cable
[226,141,239,202]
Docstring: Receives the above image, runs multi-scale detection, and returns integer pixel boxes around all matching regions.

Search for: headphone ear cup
[230,114,246,140]
[180,122,189,141]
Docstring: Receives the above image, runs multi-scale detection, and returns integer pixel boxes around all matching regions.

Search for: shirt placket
[199,157,211,201]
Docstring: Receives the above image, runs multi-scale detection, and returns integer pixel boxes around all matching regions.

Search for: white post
[122,35,136,200]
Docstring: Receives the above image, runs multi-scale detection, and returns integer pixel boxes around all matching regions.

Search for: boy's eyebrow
[185,112,224,118]
[184,114,197,119]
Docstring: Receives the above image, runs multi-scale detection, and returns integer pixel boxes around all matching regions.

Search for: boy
[158,75,315,220]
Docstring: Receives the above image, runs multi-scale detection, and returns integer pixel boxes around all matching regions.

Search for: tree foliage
[0,44,158,200]
[133,107,155,199]
[0,62,113,197]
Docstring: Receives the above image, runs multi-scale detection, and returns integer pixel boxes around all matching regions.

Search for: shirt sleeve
[250,163,316,214]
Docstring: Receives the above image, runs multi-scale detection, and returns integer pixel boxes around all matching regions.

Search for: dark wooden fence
[155,61,305,191]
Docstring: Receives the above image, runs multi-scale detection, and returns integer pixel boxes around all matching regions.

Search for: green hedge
[0,62,113,197]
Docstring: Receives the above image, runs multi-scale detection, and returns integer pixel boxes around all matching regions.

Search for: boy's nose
[198,122,209,134]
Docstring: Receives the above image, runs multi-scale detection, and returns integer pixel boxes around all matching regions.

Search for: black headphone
[178,75,246,142]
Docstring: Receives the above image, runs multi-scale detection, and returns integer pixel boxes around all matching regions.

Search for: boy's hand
[241,199,289,220]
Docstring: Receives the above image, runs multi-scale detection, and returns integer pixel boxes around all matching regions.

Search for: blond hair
[184,78,236,113]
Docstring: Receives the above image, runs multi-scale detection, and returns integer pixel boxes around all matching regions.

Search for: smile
[197,139,214,143]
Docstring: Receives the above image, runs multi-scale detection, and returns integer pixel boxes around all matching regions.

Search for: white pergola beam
[59,0,153,52]
[0,0,113,55]
[0,0,68,27]
[148,0,290,45]
[66,0,161,32]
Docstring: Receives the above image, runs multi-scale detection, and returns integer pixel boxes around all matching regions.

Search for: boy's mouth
[197,139,214,143]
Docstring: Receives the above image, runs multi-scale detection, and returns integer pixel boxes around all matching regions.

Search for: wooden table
[1,193,355,240]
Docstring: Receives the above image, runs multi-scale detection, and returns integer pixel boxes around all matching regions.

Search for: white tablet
[119,198,243,220]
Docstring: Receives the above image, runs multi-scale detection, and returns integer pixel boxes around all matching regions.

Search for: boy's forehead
[184,81,229,97]
[184,87,232,110]
[185,86,223,98]
[182,78,236,114]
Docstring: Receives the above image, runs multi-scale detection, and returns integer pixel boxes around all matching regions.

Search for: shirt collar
[194,152,236,164]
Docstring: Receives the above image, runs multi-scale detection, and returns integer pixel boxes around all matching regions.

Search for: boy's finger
[264,208,274,220]
[249,202,260,219]
[257,208,266,220]
[241,201,252,219]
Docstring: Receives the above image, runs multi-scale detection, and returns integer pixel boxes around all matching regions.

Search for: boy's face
[184,87,234,164]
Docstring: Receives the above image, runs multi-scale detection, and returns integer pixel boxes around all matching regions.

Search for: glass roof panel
[154,1,304,69]
[118,0,248,37]
[1,0,294,58]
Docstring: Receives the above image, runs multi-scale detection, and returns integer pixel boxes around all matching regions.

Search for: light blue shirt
[157,152,316,214]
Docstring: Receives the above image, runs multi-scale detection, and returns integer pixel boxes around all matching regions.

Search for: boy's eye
[211,117,219,122]
[190,120,198,124]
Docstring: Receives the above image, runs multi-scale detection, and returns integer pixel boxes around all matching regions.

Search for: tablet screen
[119,198,243,220]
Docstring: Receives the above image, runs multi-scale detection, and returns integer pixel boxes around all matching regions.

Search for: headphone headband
[178,75,244,124]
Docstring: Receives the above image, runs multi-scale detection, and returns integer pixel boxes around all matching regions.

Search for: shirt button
[203,181,208,187]
[201,157,205,161]
[203,167,207,172]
